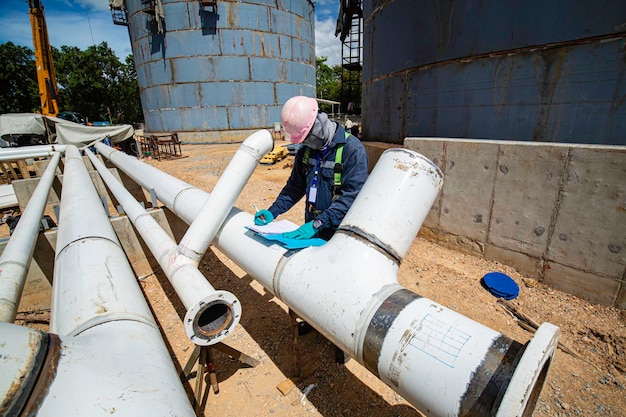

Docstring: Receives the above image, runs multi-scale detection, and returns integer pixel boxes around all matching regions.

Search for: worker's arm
[267,147,308,218]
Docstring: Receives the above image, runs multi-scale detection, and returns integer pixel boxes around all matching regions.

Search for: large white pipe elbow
[275,150,558,416]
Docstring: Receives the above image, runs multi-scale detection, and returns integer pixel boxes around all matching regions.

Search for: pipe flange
[495,322,560,417]
[184,290,242,346]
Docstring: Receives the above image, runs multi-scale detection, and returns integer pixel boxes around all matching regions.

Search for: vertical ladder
[339,0,363,115]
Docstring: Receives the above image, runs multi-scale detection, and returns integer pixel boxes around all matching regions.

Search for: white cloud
[315,16,341,67]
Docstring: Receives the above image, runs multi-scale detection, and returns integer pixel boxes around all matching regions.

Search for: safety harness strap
[333,143,344,196]
[302,131,349,196]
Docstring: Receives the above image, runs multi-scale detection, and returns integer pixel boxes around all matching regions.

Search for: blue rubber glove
[254,209,274,225]
[282,221,317,240]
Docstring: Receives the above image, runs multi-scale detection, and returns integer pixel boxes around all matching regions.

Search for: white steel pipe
[0,322,196,416]
[25,145,196,416]
[178,129,273,262]
[97,145,560,417]
[0,152,61,322]
[50,146,156,336]
[94,141,208,222]
[0,144,67,160]
[0,152,57,162]
[85,148,242,346]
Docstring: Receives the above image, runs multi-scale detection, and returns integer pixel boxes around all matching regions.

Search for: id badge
[308,185,317,203]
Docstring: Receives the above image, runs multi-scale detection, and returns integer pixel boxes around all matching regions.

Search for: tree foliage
[53,42,141,124]
[0,42,39,113]
[0,40,142,124]
[316,56,341,112]
[316,56,362,115]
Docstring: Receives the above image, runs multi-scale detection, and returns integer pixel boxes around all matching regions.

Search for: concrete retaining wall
[364,139,626,309]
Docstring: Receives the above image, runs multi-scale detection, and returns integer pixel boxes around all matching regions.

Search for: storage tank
[123,0,315,142]
[362,0,626,145]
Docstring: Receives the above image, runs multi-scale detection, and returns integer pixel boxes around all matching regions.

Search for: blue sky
[0,0,342,66]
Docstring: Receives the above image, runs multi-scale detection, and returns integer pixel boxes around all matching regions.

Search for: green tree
[116,55,143,124]
[316,56,341,112]
[0,42,39,113]
[53,42,142,124]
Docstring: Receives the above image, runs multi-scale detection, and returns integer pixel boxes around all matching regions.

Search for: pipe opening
[521,357,553,417]
[194,302,233,338]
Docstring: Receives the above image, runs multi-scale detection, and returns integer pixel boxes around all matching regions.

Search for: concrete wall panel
[489,144,567,257]
[439,141,498,241]
[543,262,621,307]
[400,137,626,308]
[548,148,626,277]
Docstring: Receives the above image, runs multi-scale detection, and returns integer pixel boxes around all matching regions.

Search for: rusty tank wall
[124,0,316,142]
[361,0,626,145]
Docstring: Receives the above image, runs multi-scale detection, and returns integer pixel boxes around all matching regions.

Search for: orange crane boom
[29,0,59,117]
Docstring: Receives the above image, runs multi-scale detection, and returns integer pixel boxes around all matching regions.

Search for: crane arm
[29,0,59,117]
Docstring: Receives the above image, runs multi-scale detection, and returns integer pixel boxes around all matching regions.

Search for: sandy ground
[12,142,626,417]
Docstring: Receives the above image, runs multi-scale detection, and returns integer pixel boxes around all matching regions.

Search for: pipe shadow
[137,209,421,415]
[133,268,198,404]
[193,247,423,417]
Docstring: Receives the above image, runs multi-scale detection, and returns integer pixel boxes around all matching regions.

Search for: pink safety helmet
[280,96,318,144]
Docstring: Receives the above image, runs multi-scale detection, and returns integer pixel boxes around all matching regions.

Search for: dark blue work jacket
[268,124,368,237]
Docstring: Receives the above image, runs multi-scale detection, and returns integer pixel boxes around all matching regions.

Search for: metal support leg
[182,342,259,413]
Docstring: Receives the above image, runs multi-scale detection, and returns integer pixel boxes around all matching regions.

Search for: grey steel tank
[362,0,626,145]
[124,0,316,142]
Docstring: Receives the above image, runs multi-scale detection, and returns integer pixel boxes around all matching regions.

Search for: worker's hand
[282,221,317,240]
[254,209,274,225]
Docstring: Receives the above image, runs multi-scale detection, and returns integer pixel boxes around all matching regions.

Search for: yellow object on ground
[260,145,289,164]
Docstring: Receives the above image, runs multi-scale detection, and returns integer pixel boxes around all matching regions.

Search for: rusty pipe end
[184,290,241,346]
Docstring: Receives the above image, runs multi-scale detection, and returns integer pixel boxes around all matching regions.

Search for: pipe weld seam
[172,186,205,217]
[69,314,159,337]
[240,143,260,158]
[361,288,422,379]
[0,297,17,307]
[176,245,202,263]
[336,227,403,264]
[0,259,29,269]
[272,249,300,298]
[56,235,123,258]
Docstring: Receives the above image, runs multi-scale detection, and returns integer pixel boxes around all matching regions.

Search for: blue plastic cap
[481,272,520,300]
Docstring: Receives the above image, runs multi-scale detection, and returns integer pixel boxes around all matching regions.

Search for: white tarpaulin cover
[0,113,134,146]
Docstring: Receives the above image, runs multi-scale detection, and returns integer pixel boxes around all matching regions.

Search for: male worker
[254,96,368,241]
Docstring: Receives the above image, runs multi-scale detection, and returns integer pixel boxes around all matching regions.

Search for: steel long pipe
[0,144,67,161]
[51,146,157,336]
[0,152,61,322]
[85,146,245,346]
[177,129,273,262]
[96,143,560,417]
[23,145,197,416]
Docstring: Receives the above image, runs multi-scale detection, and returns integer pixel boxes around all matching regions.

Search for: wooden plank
[16,160,31,179]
